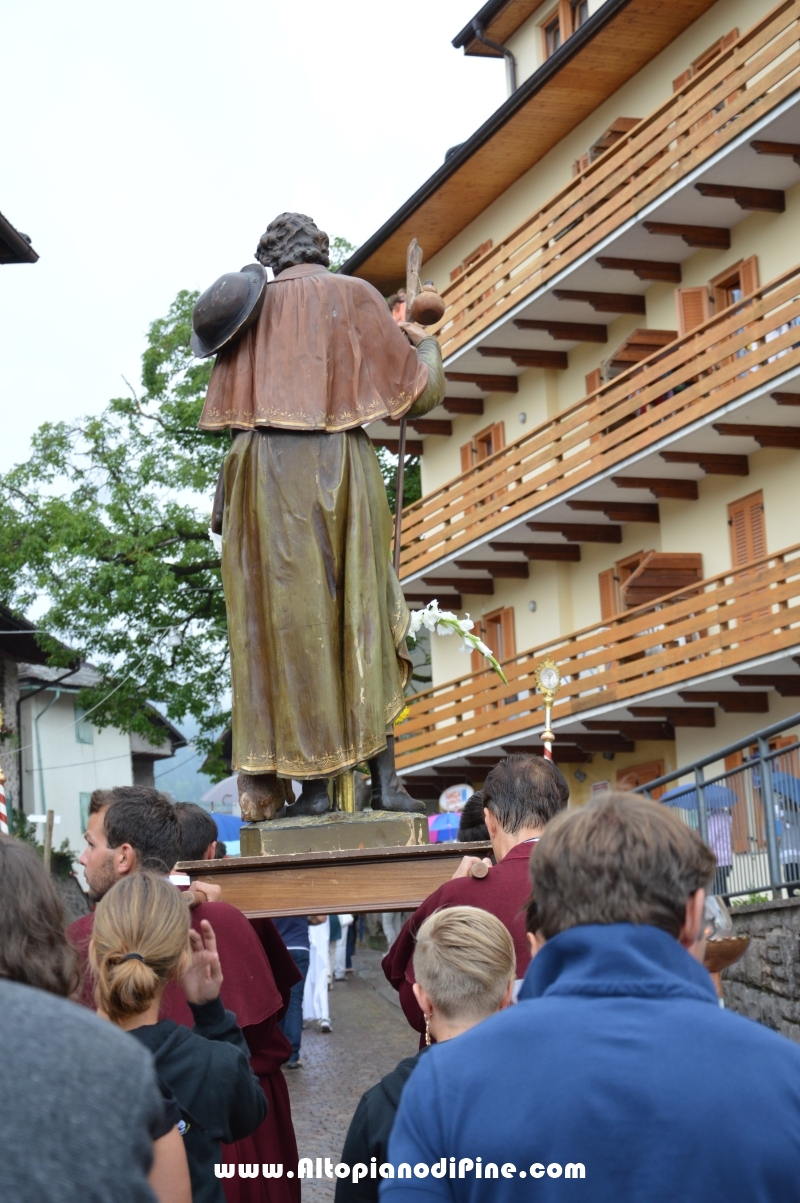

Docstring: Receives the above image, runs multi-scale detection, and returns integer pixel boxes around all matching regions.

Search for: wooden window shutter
[491,422,505,455]
[585,367,602,394]
[740,255,759,297]
[720,28,739,51]
[598,568,617,620]
[672,68,693,92]
[676,287,710,336]
[499,607,516,662]
[460,440,475,473]
[728,491,766,567]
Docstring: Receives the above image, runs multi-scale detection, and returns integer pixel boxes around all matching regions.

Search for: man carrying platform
[382,755,569,1037]
[193,212,444,820]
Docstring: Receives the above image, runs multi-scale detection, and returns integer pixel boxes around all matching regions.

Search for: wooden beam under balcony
[513,318,608,343]
[570,733,635,754]
[596,256,682,283]
[384,418,452,435]
[423,576,494,595]
[489,541,581,562]
[373,438,423,455]
[660,451,749,475]
[553,289,646,315]
[643,221,730,249]
[445,372,518,392]
[568,500,660,523]
[751,139,800,167]
[771,392,800,406]
[443,397,484,415]
[734,674,800,696]
[628,706,716,727]
[457,560,529,579]
[500,744,591,764]
[612,476,699,500]
[678,691,769,713]
[478,346,569,370]
[695,182,785,213]
[404,591,462,609]
[527,521,622,543]
[712,423,800,449]
[584,720,675,740]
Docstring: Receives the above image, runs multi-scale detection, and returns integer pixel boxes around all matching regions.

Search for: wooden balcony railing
[432,0,800,362]
[400,261,800,578]
[396,543,800,771]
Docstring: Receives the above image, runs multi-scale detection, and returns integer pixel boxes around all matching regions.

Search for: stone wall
[723,898,800,1043]
[0,654,20,809]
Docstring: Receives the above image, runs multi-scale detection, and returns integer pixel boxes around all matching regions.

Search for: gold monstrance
[533,658,563,761]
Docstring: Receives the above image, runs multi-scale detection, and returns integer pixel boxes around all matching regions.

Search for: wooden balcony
[432,1,800,363]
[396,542,800,775]
[399,261,800,583]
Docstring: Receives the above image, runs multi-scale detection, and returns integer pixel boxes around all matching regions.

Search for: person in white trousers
[303,916,332,1033]
[333,914,354,981]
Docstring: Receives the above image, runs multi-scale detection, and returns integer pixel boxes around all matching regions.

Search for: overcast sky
[0,0,505,471]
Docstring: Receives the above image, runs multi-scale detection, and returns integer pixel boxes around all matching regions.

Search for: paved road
[283,948,419,1203]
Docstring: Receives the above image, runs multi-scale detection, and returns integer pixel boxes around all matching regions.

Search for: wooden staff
[393,238,423,574]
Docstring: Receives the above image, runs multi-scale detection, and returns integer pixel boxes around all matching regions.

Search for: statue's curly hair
[255,212,330,275]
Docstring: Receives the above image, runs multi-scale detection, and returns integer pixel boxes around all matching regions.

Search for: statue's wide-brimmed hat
[191,263,267,358]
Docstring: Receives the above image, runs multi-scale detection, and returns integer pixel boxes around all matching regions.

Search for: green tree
[0,289,231,771]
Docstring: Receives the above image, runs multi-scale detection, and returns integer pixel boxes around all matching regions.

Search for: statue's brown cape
[198,262,429,432]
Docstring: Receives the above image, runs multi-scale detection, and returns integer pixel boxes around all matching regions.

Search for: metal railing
[636,713,800,900]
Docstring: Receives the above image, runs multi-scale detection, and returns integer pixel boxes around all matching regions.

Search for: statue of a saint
[195,213,444,819]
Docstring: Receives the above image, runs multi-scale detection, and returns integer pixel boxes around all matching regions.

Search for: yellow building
[345,0,800,806]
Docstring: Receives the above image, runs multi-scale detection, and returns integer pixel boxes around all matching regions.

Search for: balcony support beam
[713,423,800,449]
[612,476,699,500]
[527,521,622,543]
[373,438,423,455]
[456,560,529,579]
[584,720,675,740]
[643,221,730,249]
[568,499,660,523]
[596,256,681,283]
[660,451,749,476]
[734,674,800,696]
[553,289,645,314]
[442,397,484,415]
[678,691,769,713]
[751,139,800,167]
[513,318,608,343]
[628,706,715,727]
[423,576,494,595]
[478,346,568,370]
[771,392,800,406]
[695,182,785,213]
[445,371,518,392]
[489,541,581,561]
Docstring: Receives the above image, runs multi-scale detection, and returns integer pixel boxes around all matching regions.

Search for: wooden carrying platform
[176,841,492,918]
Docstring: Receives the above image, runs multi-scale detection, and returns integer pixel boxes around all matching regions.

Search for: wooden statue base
[240,809,429,858]
[177,840,491,918]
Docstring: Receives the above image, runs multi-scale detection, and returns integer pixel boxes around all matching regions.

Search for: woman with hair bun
[91,872,267,1203]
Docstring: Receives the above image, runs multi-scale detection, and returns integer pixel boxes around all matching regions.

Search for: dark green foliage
[375,448,421,515]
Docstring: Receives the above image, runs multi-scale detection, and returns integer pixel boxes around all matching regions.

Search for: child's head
[413,905,516,1025]
[90,872,190,1023]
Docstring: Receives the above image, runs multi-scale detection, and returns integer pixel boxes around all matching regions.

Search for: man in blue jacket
[383,791,800,1202]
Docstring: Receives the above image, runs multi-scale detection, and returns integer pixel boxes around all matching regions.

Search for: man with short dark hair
[68,786,302,1203]
[386,792,800,1202]
[382,755,569,1036]
[174,801,218,861]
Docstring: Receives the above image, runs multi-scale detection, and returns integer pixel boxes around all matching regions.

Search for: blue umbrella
[660,783,737,810]
[428,813,461,844]
[770,772,800,805]
[213,812,243,842]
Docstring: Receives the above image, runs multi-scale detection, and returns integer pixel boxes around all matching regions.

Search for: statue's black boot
[368,736,426,813]
[286,778,331,817]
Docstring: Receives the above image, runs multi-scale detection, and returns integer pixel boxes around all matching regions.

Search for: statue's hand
[397,321,428,347]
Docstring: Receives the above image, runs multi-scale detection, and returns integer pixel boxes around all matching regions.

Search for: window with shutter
[616,760,666,799]
[672,28,739,89]
[676,287,711,336]
[460,440,476,473]
[728,491,766,567]
[585,367,602,394]
[471,608,515,709]
[739,256,760,298]
[598,568,617,620]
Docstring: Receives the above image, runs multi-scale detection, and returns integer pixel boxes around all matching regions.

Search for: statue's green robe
[199,263,444,778]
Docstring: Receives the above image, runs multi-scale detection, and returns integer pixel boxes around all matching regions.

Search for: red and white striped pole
[0,768,8,835]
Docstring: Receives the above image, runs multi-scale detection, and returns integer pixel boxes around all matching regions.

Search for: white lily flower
[459,617,475,632]
[437,623,455,636]
[208,528,222,554]
[408,612,423,638]
[459,639,472,654]
[475,639,493,657]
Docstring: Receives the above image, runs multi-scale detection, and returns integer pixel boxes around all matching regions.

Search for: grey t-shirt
[0,978,164,1202]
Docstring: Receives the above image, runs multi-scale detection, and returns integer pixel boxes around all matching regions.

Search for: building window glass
[571,0,589,30]
[75,703,94,744]
[544,14,562,57]
[79,792,91,833]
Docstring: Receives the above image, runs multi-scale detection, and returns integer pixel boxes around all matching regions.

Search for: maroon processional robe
[68,902,301,1203]
[381,841,536,1040]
